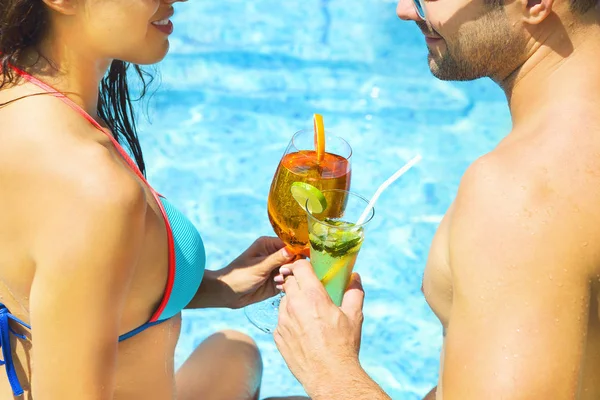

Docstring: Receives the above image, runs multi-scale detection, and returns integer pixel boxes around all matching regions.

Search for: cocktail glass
[245,129,352,333]
[306,189,374,306]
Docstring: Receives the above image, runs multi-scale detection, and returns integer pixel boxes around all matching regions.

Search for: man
[272,0,600,398]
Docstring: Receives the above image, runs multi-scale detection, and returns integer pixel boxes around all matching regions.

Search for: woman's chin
[121,42,171,66]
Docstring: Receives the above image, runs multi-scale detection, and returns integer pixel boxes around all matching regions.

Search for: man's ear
[517,0,555,24]
[41,0,78,16]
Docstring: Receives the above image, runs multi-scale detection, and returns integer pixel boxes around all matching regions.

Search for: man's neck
[500,18,600,128]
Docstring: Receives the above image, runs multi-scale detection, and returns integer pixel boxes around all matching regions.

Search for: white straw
[355,154,423,225]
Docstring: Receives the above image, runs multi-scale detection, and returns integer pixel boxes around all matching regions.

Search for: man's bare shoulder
[468,118,600,208]
[451,126,600,277]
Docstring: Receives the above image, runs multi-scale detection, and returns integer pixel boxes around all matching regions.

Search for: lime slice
[290,182,327,213]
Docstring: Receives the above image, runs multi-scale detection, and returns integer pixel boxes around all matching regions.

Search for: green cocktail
[308,219,364,305]
[304,189,374,305]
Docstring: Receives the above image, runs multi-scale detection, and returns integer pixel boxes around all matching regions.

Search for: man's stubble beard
[425,9,526,82]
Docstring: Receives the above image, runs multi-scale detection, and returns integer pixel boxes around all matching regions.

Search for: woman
[0,0,296,399]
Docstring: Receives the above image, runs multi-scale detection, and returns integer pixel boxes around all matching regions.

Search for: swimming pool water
[136,0,512,398]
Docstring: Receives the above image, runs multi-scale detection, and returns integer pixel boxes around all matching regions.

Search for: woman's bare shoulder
[0,86,148,254]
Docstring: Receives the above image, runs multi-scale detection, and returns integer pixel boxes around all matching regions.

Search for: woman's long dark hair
[0,0,150,175]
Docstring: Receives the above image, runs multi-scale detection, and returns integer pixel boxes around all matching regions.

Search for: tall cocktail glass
[306,189,374,306]
[245,129,352,333]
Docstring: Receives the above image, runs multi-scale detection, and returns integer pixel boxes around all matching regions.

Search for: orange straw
[313,113,325,163]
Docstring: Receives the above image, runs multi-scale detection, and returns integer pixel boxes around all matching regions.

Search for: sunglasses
[413,0,426,19]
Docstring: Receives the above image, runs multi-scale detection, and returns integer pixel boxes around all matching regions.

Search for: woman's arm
[187,269,233,309]
[26,148,147,399]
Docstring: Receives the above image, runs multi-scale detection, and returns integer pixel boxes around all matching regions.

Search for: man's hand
[275,259,388,399]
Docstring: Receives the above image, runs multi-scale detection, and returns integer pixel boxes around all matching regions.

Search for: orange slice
[313,113,325,163]
[320,258,347,286]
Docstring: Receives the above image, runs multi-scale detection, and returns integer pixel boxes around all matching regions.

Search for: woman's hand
[188,236,304,309]
[222,236,297,308]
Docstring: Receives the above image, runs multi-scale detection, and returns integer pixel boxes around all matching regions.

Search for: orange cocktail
[268,148,351,250]
[245,115,352,333]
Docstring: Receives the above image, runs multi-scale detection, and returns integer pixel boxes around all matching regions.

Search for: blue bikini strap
[0,303,31,396]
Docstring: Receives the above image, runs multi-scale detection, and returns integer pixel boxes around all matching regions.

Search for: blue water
[136,0,512,398]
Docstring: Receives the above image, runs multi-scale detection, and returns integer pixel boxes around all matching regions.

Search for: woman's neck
[22,38,111,119]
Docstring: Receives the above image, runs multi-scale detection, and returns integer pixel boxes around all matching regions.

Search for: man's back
[425,102,600,398]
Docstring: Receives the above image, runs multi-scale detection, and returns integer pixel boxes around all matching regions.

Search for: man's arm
[275,261,391,400]
[308,361,391,400]
[441,157,594,399]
